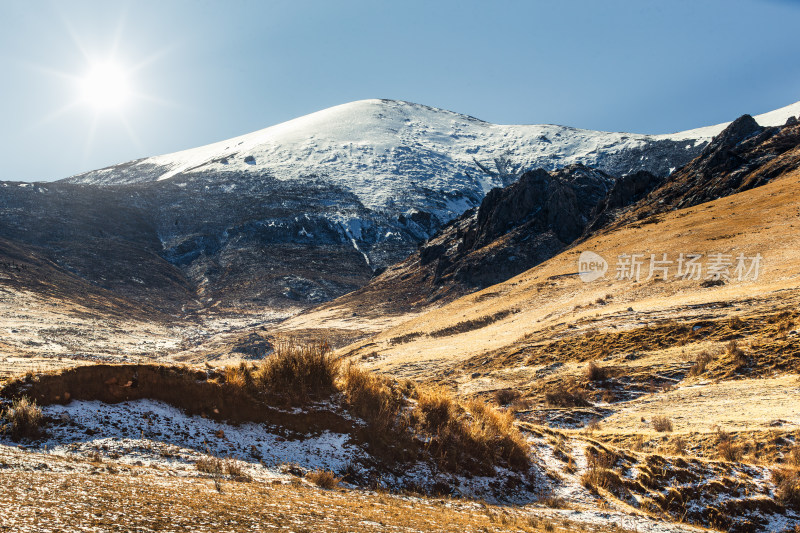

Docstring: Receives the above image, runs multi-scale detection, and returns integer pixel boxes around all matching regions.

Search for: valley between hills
[1,99,799,532]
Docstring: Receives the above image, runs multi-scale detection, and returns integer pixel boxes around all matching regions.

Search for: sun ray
[82,112,100,166]
[119,114,145,153]
[24,100,84,134]
[109,6,129,60]
[129,91,184,111]
[128,43,179,75]
[55,6,93,64]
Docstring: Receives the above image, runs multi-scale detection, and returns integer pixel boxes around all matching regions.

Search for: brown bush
[306,469,341,489]
[773,468,800,511]
[688,350,713,377]
[417,387,456,430]
[544,378,591,407]
[670,435,687,455]
[340,365,530,475]
[461,399,531,471]
[728,316,745,329]
[581,448,622,492]
[651,416,673,432]
[788,445,800,467]
[196,456,249,480]
[494,388,521,406]
[339,364,407,432]
[725,340,747,367]
[717,440,743,462]
[584,361,608,382]
[3,397,44,441]
[251,340,340,404]
[510,398,533,412]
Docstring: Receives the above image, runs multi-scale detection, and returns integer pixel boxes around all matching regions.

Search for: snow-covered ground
[38,400,364,475]
[0,398,717,533]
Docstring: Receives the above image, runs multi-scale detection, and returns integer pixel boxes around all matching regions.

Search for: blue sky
[1,0,799,181]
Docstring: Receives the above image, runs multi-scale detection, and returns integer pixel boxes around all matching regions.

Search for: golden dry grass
[339,365,531,475]
[305,469,341,489]
[221,340,341,405]
[1,396,43,441]
[0,469,599,533]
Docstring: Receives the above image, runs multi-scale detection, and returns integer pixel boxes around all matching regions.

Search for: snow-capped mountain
[2,98,798,315]
[66,99,800,224]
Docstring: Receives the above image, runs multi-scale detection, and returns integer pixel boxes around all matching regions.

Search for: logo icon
[578,251,608,283]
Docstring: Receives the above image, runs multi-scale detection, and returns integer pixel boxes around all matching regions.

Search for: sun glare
[80,62,131,111]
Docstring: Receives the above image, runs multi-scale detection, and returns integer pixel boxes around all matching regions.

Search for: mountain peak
[713,114,761,146]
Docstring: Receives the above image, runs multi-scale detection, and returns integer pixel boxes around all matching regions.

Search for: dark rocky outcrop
[584,170,663,234]
[599,114,800,230]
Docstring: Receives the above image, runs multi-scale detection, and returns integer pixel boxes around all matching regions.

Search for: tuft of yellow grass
[305,469,341,489]
[223,340,340,405]
[651,416,673,433]
[3,397,43,441]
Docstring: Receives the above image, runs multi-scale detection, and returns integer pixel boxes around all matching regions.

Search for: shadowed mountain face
[0,173,382,315]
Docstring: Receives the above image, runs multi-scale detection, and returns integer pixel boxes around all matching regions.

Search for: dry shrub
[196,456,249,480]
[717,440,743,462]
[670,435,687,455]
[537,495,568,509]
[341,366,530,475]
[773,468,800,511]
[224,459,248,479]
[196,456,224,475]
[494,388,520,406]
[584,418,602,433]
[306,469,341,489]
[510,397,533,412]
[417,387,456,430]
[544,378,591,408]
[725,340,747,368]
[460,399,531,471]
[3,397,44,441]
[652,415,673,432]
[249,340,339,404]
[688,350,713,377]
[340,364,406,432]
[728,316,745,329]
[581,448,622,491]
[584,361,607,382]
[788,445,800,467]
[223,363,253,389]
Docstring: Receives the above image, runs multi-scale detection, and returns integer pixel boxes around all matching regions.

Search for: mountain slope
[331,110,800,386]
[2,99,798,329]
[283,164,619,326]
[1,98,753,317]
[592,113,800,231]
[278,107,800,340]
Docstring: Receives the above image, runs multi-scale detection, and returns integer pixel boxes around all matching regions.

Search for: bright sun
[80,62,131,111]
